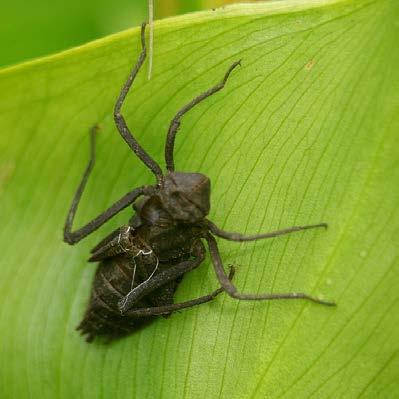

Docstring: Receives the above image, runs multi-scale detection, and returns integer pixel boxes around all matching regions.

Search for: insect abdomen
[77,256,154,342]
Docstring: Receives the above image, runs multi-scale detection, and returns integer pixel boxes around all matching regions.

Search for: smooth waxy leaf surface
[0,1,398,398]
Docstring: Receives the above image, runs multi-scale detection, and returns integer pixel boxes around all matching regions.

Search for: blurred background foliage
[0,0,254,68]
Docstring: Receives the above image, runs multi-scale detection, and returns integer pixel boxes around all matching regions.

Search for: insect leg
[206,234,336,306]
[114,22,163,182]
[63,127,153,245]
[124,266,236,317]
[206,219,327,242]
[165,60,241,171]
[118,241,206,313]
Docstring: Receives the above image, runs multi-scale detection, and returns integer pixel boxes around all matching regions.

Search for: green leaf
[1,0,398,398]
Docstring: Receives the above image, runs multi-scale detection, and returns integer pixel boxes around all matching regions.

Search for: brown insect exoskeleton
[64,23,336,342]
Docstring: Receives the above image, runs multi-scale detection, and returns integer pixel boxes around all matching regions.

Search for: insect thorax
[132,171,211,229]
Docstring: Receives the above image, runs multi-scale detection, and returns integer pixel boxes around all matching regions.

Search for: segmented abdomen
[77,255,155,342]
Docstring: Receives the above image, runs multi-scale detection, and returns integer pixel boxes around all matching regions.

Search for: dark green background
[1,0,243,68]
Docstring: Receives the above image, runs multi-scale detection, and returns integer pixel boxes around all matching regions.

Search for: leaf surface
[0,1,398,398]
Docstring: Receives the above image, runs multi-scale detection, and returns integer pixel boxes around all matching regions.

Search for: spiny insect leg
[206,219,327,242]
[114,22,163,181]
[165,60,241,171]
[64,124,154,245]
[124,266,235,317]
[206,234,336,306]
